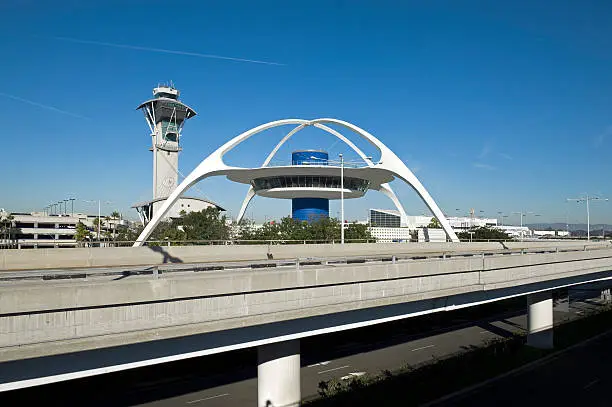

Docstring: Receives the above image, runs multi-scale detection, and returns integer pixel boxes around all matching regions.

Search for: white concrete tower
[137,84,197,200]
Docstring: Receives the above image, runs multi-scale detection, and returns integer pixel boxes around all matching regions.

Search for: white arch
[235,122,408,223]
[133,118,458,246]
[312,118,457,241]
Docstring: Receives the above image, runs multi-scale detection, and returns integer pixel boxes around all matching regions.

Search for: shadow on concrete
[476,322,516,338]
[147,245,183,264]
[500,318,525,330]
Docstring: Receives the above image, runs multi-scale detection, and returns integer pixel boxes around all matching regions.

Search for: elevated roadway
[1,241,611,407]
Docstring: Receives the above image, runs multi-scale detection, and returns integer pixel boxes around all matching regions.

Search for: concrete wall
[2,241,608,271]
[2,246,612,363]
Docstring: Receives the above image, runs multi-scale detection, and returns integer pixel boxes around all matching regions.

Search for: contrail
[0,92,88,119]
[54,36,286,66]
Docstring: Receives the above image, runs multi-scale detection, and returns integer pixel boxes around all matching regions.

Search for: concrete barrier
[1,241,609,272]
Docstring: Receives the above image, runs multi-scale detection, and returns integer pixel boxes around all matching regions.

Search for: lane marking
[187,393,230,404]
[479,331,488,334]
[583,379,600,390]
[411,344,435,352]
[318,365,350,374]
[307,361,330,367]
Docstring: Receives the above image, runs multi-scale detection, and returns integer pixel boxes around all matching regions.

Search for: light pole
[69,198,75,216]
[497,211,503,226]
[567,194,608,241]
[84,200,112,241]
[512,211,537,241]
[339,153,344,244]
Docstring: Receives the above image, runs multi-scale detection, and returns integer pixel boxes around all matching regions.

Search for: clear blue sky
[1,1,611,225]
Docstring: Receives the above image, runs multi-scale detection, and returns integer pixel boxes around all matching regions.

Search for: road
[437,330,612,407]
[0,288,607,407]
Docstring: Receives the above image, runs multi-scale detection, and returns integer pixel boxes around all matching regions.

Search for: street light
[567,194,609,241]
[339,153,345,245]
[83,200,112,241]
[512,211,539,241]
[68,198,76,217]
[497,211,503,226]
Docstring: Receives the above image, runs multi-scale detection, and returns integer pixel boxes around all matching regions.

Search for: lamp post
[567,194,608,241]
[497,211,503,226]
[512,211,537,241]
[339,153,345,245]
[69,198,75,216]
[84,200,112,241]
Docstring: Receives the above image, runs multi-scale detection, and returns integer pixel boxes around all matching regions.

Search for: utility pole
[567,194,608,241]
[512,211,538,241]
[339,153,344,245]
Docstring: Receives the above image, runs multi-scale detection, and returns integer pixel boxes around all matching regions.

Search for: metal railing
[1,237,608,250]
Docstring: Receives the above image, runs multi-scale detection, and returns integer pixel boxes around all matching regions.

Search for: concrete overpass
[1,241,612,407]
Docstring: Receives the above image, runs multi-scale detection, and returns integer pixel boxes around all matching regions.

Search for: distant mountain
[525,223,612,234]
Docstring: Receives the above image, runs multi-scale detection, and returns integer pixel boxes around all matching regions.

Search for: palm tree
[110,211,120,241]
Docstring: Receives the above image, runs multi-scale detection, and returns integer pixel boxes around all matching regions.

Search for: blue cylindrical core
[292,150,328,166]
[292,198,329,223]
[291,150,329,223]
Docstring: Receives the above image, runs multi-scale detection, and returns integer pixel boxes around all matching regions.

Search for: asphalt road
[438,330,612,407]
[1,290,607,407]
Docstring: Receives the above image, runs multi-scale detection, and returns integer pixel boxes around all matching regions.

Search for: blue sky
[1,1,611,225]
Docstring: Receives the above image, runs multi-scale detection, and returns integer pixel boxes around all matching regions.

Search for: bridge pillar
[258,339,300,407]
[527,291,553,349]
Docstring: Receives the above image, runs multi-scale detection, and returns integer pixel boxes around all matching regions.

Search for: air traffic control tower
[132,85,223,225]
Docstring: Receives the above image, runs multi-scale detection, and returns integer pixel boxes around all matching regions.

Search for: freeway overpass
[1,241,612,407]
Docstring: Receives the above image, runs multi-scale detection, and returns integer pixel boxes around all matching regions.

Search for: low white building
[533,230,570,238]
[132,196,224,225]
[369,227,412,242]
[417,228,447,243]
[496,225,531,238]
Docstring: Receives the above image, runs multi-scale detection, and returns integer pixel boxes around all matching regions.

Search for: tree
[428,217,441,228]
[115,224,143,243]
[74,222,92,246]
[344,222,373,242]
[457,226,512,241]
[0,214,18,247]
[174,207,230,242]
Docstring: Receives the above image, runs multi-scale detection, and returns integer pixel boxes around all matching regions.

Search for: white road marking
[411,344,435,352]
[341,372,367,380]
[307,361,331,367]
[318,365,350,374]
[187,393,230,404]
[583,379,600,390]
[479,331,488,334]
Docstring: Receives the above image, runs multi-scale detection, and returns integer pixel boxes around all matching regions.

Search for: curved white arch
[134,118,458,246]
[312,118,457,241]
[235,122,408,223]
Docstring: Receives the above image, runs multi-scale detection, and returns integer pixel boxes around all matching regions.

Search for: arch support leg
[236,187,256,223]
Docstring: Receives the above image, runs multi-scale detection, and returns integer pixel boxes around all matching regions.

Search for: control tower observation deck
[132,85,223,224]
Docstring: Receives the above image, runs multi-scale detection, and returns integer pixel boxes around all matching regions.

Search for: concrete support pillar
[527,291,553,349]
[258,339,300,407]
